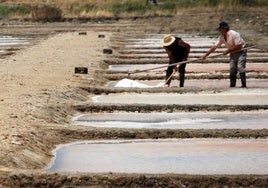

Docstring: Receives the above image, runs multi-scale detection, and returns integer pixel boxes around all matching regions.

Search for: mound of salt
[115,78,152,88]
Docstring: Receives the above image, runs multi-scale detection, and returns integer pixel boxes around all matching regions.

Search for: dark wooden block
[98,34,105,38]
[75,67,88,74]
[78,32,87,35]
[103,49,112,54]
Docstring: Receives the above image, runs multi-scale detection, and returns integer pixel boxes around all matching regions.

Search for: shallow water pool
[72,111,268,130]
[47,138,268,175]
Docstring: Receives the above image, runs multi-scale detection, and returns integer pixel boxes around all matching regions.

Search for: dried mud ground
[0,10,268,187]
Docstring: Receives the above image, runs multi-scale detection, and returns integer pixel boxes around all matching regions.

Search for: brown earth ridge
[0,10,268,187]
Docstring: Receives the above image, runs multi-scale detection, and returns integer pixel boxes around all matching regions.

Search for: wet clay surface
[0,10,268,187]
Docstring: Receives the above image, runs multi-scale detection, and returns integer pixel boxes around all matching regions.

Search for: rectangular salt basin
[72,111,268,130]
[108,63,268,72]
[0,36,30,46]
[47,139,268,175]
[91,88,268,105]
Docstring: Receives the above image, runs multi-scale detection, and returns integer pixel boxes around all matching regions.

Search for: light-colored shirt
[216,30,245,49]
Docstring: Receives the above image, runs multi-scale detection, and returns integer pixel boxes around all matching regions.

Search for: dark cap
[217,21,229,30]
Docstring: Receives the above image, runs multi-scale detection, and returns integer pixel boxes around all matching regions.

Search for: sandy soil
[0,29,110,168]
[0,11,268,186]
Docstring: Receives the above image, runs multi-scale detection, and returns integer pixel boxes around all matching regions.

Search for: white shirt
[216,30,245,49]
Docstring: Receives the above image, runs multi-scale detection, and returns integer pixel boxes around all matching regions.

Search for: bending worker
[202,21,247,87]
[162,35,191,87]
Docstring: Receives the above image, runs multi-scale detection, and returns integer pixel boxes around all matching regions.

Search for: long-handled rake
[127,45,255,87]
[128,45,255,76]
[161,67,177,87]
[127,53,219,77]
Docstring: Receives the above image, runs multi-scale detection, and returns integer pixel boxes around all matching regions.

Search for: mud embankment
[1,170,267,188]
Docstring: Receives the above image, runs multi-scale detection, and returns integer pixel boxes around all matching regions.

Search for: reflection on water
[47,138,268,175]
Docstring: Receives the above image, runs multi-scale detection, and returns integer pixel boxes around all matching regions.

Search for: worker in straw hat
[202,21,247,87]
[162,35,191,87]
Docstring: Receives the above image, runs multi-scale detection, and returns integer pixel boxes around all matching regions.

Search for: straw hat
[162,35,175,47]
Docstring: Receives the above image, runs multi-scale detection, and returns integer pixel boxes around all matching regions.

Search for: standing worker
[162,35,191,87]
[202,21,247,87]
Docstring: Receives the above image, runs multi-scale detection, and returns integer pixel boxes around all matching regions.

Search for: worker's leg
[179,63,186,87]
[229,54,238,87]
[238,50,247,87]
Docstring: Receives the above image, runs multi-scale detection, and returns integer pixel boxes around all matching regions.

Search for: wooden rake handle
[128,45,255,75]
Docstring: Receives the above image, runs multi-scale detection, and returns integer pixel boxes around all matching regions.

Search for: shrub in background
[31,5,62,22]
[1,0,267,20]
[106,0,148,16]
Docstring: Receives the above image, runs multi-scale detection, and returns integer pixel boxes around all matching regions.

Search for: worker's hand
[223,49,229,55]
[173,66,178,72]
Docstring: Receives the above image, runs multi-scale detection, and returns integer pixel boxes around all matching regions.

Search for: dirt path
[0,29,110,169]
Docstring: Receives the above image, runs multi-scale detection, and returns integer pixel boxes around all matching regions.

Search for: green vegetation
[0,0,267,20]
[69,2,97,15]
[106,0,149,16]
[161,0,267,8]
[0,4,31,18]
[160,0,267,7]
[81,3,97,13]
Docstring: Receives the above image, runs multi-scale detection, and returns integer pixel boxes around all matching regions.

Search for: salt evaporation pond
[0,36,30,46]
[72,111,268,129]
[47,138,268,175]
[0,35,31,56]
[92,88,268,105]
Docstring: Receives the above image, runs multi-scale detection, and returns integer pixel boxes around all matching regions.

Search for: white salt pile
[115,78,151,88]
[114,78,165,88]
[114,78,164,88]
